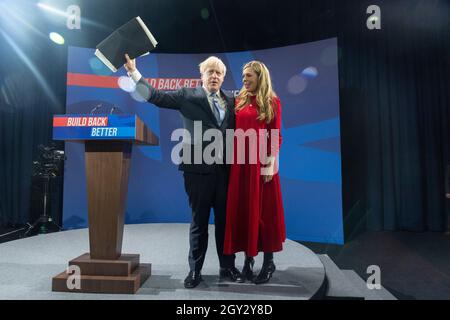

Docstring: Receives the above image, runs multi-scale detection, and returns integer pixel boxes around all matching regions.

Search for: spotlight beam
[1,4,48,40]
[37,2,70,18]
[0,29,60,108]
[37,2,111,31]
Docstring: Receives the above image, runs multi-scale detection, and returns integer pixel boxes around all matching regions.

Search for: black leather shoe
[242,256,255,281]
[184,270,202,288]
[219,266,245,283]
[253,261,276,284]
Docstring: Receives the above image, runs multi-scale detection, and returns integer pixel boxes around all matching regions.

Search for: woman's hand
[261,156,275,183]
[124,54,136,73]
[263,173,273,183]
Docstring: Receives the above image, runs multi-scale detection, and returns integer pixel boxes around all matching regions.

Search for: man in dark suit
[124,54,243,288]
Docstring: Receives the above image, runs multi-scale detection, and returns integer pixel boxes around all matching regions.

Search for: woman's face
[242,67,258,94]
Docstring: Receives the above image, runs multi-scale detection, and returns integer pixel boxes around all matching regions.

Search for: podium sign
[53,114,156,143]
[51,114,158,294]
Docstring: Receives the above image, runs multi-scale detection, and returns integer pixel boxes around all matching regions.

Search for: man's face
[201,66,224,93]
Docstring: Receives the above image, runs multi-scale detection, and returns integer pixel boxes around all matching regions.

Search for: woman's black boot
[242,255,255,281]
[254,253,275,284]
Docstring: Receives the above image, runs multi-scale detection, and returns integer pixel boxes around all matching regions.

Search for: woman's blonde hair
[236,61,276,123]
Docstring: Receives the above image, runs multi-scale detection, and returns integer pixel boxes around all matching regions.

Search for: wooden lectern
[51,114,158,294]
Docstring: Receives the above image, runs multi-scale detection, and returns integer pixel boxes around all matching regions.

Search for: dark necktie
[210,92,225,126]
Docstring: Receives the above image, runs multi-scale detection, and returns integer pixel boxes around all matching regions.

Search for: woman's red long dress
[224,95,286,257]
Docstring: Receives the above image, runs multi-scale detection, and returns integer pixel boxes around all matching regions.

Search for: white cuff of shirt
[127,69,142,83]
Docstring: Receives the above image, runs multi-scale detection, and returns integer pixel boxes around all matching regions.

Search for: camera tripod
[24,175,62,237]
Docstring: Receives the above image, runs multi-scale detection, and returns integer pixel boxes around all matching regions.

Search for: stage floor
[0,223,326,300]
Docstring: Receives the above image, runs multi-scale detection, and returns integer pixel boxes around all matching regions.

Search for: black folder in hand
[95,16,158,72]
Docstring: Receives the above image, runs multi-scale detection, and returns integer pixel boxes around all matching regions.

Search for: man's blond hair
[199,56,227,77]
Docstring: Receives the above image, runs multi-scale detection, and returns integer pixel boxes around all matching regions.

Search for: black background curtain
[336,0,449,231]
[0,1,67,226]
[1,0,448,232]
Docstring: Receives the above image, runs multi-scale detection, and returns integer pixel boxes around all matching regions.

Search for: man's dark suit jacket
[136,77,235,174]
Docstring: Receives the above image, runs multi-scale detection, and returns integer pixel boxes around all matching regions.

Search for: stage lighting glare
[200,8,210,20]
[89,57,102,70]
[49,32,64,45]
[1,85,11,106]
[287,75,307,95]
[37,2,69,18]
[1,29,59,106]
[0,2,47,41]
[118,76,136,93]
[89,57,112,76]
[130,83,150,102]
[38,1,110,31]
[301,66,318,78]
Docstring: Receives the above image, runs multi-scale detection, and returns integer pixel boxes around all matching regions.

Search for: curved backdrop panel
[63,37,343,244]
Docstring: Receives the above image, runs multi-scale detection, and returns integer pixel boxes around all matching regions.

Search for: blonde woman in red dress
[224,61,286,284]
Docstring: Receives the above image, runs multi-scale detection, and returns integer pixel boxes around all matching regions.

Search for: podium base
[52,253,151,294]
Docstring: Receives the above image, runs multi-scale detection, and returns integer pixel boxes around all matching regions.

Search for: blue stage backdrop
[62,37,343,244]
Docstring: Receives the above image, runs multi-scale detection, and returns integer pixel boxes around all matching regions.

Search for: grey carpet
[0,223,325,300]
